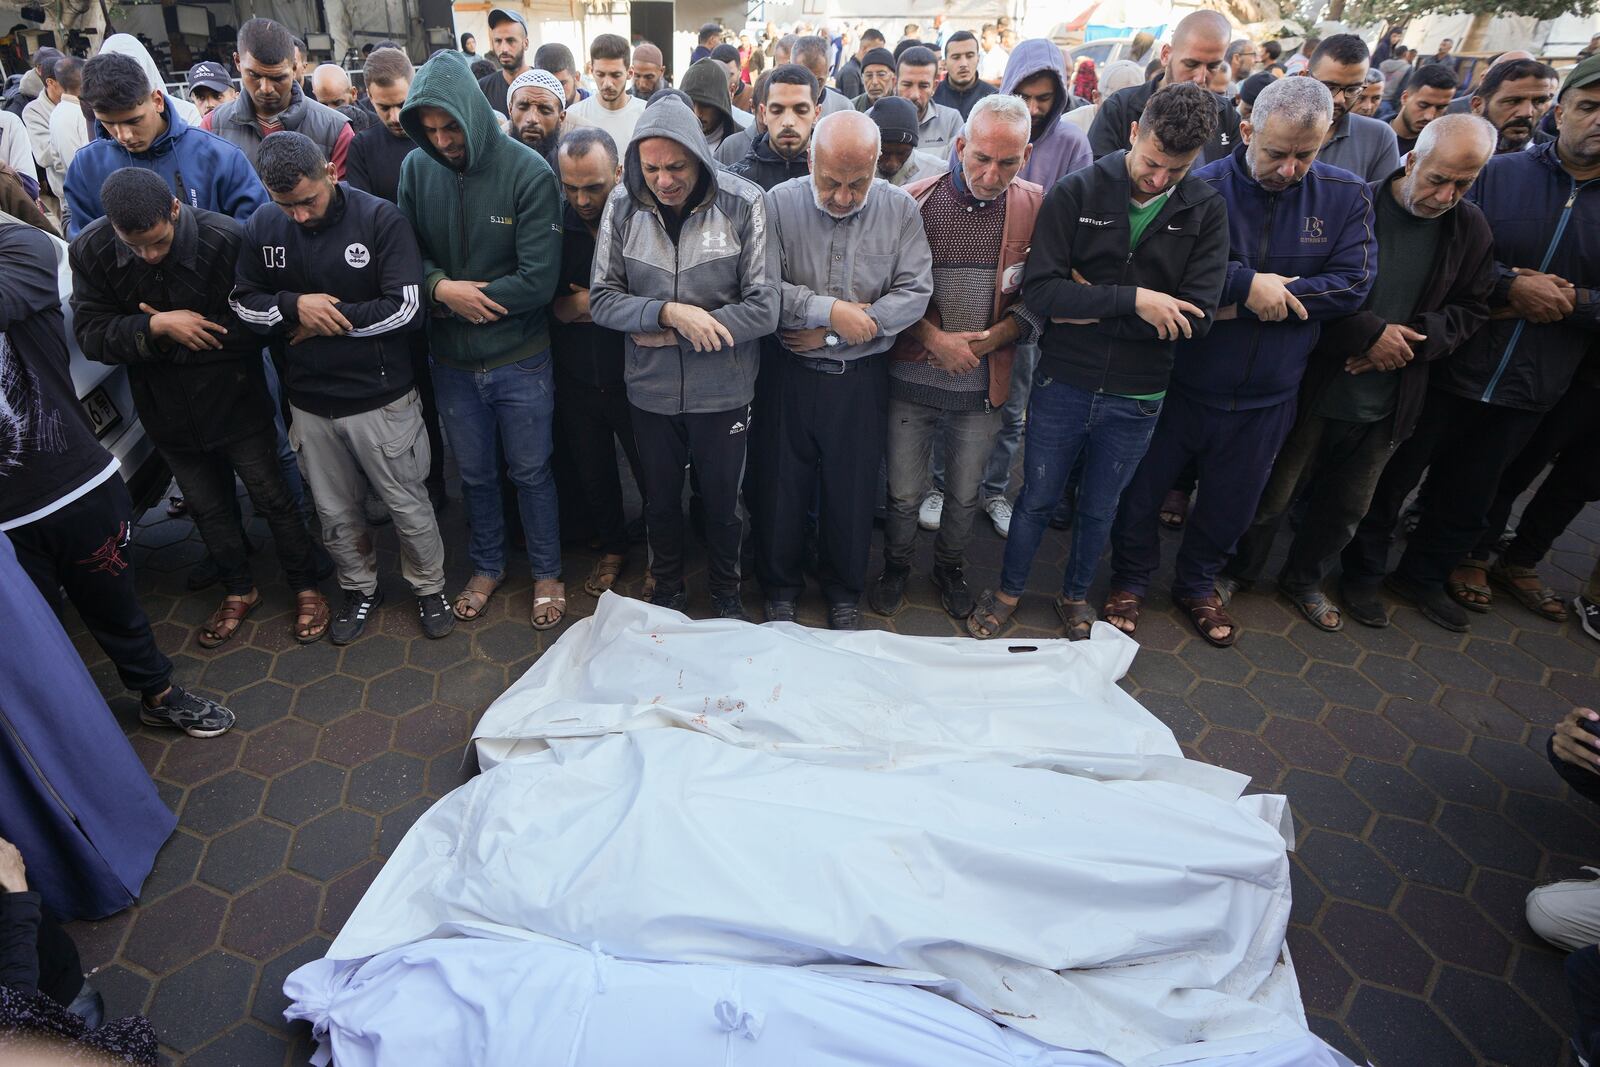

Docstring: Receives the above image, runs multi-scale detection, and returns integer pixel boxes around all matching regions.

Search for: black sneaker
[331,588,384,645]
[651,586,688,613]
[1576,595,1600,644]
[764,599,796,623]
[417,593,455,639]
[712,591,748,621]
[828,603,861,630]
[931,563,976,620]
[869,563,909,617]
[141,685,236,738]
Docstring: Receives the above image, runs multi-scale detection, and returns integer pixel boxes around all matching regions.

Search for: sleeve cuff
[276,292,301,327]
[807,294,838,329]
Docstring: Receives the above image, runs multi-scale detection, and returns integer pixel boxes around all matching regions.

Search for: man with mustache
[475,8,530,117]
[727,64,820,190]
[1471,57,1559,153]
[751,110,931,628]
[507,68,566,168]
[1296,34,1399,182]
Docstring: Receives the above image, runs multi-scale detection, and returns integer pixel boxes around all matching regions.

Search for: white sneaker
[918,490,944,531]
[986,496,1013,538]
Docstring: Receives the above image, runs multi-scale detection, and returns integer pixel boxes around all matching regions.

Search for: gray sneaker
[141,685,236,738]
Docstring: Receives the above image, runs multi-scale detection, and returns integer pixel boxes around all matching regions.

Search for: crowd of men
[0,10,1597,743]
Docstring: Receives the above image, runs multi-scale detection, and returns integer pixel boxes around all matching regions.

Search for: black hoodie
[725,133,811,192]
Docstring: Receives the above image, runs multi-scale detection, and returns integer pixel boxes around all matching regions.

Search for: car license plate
[81,386,122,439]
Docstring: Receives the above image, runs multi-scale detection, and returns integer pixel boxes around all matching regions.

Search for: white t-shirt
[564,95,648,152]
[979,46,1009,83]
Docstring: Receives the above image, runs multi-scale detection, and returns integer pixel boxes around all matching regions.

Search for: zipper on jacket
[1234,193,1279,411]
[1480,177,1593,402]
[0,710,82,827]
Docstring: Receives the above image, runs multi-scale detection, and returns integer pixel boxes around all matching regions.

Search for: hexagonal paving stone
[290,807,376,881]
[1282,769,1371,836]
[1196,729,1282,789]
[428,750,476,795]
[1343,756,1436,822]
[317,710,394,767]
[241,718,320,776]
[140,829,205,901]
[270,640,341,686]
[293,672,365,724]
[1356,653,1439,703]
[1244,671,1327,722]
[1178,641,1251,684]
[93,963,151,1020]
[1288,856,1326,926]
[348,751,427,813]
[1431,964,1563,1065]
[145,950,258,1052]
[222,872,322,960]
[1464,636,1548,685]
[1413,646,1495,694]
[1510,942,1578,1036]
[1395,884,1512,975]
[1284,924,1354,1016]
[263,761,348,826]
[252,935,332,1028]
[395,703,472,757]
[365,666,437,715]
[122,883,227,974]
[407,627,473,669]
[1323,708,1409,764]
[199,819,292,894]
[1296,830,1400,909]
[320,857,386,936]
[223,679,295,731]
[438,659,510,711]
[1436,803,1544,879]
[1262,718,1347,776]
[1505,790,1600,861]
[201,647,275,694]
[1186,680,1265,732]
[1319,900,1434,991]
[157,731,243,787]
[1344,985,1472,1065]
[1407,746,1503,810]
[1130,690,1207,744]
[339,634,407,679]
[1366,815,1472,892]
[186,1022,291,1067]
[1237,632,1308,675]
[1288,622,1362,665]
[1304,661,1382,711]
[1495,678,1573,725]
[1469,735,1564,798]
[179,769,266,836]
[1382,696,1469,753]
[1439,688,1529,743]
[474,620,537,664]
[1125,649,1197,695]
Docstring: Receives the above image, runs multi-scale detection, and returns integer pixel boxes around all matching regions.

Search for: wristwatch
[823,331,841,347]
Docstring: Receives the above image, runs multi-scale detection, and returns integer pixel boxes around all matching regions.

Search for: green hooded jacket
[397,51,562,371]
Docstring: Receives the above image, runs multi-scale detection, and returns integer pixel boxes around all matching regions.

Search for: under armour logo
[703,230,729,251]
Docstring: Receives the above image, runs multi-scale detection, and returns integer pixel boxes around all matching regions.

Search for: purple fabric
[1000,38,1092,189]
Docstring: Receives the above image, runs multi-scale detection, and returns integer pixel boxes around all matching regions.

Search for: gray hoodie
[590,96,779,415]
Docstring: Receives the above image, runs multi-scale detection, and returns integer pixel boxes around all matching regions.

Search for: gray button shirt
[765,175,933,361]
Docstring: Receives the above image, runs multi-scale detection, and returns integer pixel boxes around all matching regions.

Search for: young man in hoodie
[65,52,266,237]
[232,133,450,645]
[680,57,743,154]
[966,84,1228,641]
[1088,11,1241,165]
[589,95,779,620]
[727,65,820,191]
[1108,77,1376,648]
[203,18,354,179]
[398,52,565,631]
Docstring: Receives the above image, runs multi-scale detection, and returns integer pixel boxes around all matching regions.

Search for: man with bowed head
[966,84,1230,640]
[565,34,647,148]
[1107,76,1376,647]
[589,94,779,620]
[752,110,932,628]
[1088,11,1242,164]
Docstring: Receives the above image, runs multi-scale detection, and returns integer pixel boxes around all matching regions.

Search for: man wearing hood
[727,65,820,191]
[680,57,743,153]
[589,95,779,620]
[202,18,354,179]
[507,68,567,169]
[65,51,265,238]
[397,52,565,631]
[1087,11,1241,165]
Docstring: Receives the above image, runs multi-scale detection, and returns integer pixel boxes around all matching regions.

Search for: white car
[0,209,169,511]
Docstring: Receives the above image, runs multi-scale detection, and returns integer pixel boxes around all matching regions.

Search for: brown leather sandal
[198,592,259,648]
[584,554,626,597]
[1159,490,1190,530]
[294,589,330,644]
[1101,589,1143,636]
[966,590,1018,639]
[1055,597,1097,641]
[1489,561,1568,621]
[453,574,501,621]
[1176,593,1238,648]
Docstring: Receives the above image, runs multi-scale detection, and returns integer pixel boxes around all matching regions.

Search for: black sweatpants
[1343,389,1545,590]
[1476,378,1600,566]
[9,476,172,698]
[557,376,643,555]
[749,352,888,605]
[631,404,749,598]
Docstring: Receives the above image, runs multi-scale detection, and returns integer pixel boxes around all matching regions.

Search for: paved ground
[58,481,1600,1066]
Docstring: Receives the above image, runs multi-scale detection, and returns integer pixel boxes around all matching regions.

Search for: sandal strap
[207,597,256,625]
[968,591,1015,636]
[1179,595,1233,626]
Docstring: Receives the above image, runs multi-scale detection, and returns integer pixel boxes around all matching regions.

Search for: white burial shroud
[290,595,1351,1067]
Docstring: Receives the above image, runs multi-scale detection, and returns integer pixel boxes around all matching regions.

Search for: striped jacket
[231,183,424,419]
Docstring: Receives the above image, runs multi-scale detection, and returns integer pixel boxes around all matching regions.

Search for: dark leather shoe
[764,599,797,623]
[828,603,860,630]
[1337,577,1389,628]
[869,563,910,616]
[712,592,748,621]
[650,586,688,613]
[1383,573,1468,632]
[931,563,976,619]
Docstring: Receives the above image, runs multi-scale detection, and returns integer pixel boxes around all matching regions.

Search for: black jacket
[230,184,424,418]
[1087,75,1242,163]
[725,133,810,192]
[933,77,998,119]
[1022,150,1230,397]
[70,207,273,453]
[1,891,83,1004]
[551,202,623,389]
[345,124,416,204]
[1309,176,1495,444]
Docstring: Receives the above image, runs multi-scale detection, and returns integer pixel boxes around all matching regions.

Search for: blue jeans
[432,352,561,581]
[999,374,1163,601]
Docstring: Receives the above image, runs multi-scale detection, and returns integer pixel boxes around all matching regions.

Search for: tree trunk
[1327,0,1346,20]
[1462,11,1494,52]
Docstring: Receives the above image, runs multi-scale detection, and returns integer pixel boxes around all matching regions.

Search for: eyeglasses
[1317,80,1366,99]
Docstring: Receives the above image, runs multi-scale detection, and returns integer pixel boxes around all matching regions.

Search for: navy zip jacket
[1432,140,1600,413]
[1170,145,1377,411]
[230,184,424,418]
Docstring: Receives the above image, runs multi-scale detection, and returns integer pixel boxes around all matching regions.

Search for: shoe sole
[917,518,941,531]
[139,710,234,739]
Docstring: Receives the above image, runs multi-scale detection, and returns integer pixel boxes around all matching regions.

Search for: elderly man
[836,28,884,99]
[311,63,356,107]
[507,68,567,167]
[871,96,1042,622]
[1107,77,1377,647]
[629,42,664,97]
[589,95,779,621]
[1389,64,1457,154]
[1298,34,1399,182]
[1444,49,1535,114]
[751,111,931,628]
[868,96,946,186]
[895,46,963,152]
[851,48,897,111]
[477,7,531,115]
[567,35,648,146]
[1218,115,1497,632]
[21,51,63,209]
[1471,58,1559,153]
[1089,11,1241,163]
[1344,56,1600,632]
[728,65,819,190]
[966,84,1229,640]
